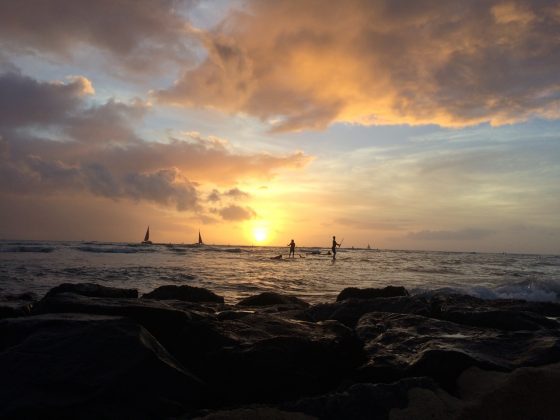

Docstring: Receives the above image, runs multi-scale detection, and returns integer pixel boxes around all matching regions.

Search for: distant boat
[197,230,204,245]
[141,226,152,245]
[367,244,371,250]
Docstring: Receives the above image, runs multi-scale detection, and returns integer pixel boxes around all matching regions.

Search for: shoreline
[2,282,560,418]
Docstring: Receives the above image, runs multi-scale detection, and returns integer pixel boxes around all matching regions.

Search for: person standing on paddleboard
[288,239,296,258]
[332,236,341,260]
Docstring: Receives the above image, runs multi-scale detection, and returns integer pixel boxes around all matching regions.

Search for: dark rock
[455,363,560,420]
[143,284,224,303]
[282,377,440,420]
[237,292,310,309]
[202,314,364,404]
[439,309,559,331]
[336,286,409,302]
[355,311,560,389]
[216,309,255,321]
[0,313,206,419]
[194,407,315,419]
[45,282,138,299]
[0,292,36,319]
[1,292,37,301]
[304,296,431,327]
[34,293,192,351]
[0,303,32,320]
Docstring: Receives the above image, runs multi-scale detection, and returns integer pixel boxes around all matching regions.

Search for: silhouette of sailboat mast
[141,226,152,245]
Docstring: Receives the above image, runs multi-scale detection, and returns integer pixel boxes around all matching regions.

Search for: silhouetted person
[332,236,341,260]
[288,239,296,258]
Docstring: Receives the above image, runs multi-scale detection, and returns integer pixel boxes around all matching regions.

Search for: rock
[236,292,310,309]
[45,282,138,299]
[304,296,431,327]
[143,285,224,304]
[33,292,192,351]
[336,286,409,302]
[439,309,559,331]
[0,292,36,319]
[194,407,316,419]
[281,377,441,420]
[355,311,560,389]
[391,363,560,420]
[202,314,364,404]
[454,363,560,419]
[0,303,32,320]
[0,313,206,419]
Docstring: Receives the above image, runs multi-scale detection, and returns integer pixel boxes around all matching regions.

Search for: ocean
[1,240,559,304]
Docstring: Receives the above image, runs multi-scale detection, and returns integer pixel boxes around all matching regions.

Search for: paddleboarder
[288,239,296,258]
[332,236,341,260]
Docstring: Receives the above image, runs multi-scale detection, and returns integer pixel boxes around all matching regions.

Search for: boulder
[439,309,559,331]
[143,285,224,304]
[336,286,409,302]
[237,292,310,309]
[0,292,36,319]
[355,311,560,389]
[202,314,364,404]
[281,377,441,420]
[304,296,431,327]
[45,282,138,299]
[0,314,206,419]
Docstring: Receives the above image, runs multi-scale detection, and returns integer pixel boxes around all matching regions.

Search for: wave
[0,245,55,253]
[412,278,560,302]
[74,246,155,254]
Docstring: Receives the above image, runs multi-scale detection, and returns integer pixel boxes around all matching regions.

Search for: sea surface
[1,240,560,304]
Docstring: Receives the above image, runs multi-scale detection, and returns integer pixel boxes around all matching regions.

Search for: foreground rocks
[2,284,560,419]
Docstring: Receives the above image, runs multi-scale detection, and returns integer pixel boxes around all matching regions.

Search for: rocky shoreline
[1,283,560,419]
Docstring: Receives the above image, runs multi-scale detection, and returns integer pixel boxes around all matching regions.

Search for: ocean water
[1,240,559,304]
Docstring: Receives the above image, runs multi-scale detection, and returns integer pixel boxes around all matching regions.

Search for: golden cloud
[157,0,560,131]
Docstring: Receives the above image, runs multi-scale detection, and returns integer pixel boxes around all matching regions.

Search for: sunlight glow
[253,227,268,243]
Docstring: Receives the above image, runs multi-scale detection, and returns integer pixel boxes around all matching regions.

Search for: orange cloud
[157,0,560,131]
[0,69,311,213]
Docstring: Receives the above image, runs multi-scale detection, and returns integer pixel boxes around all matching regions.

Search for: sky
[0,0,559,254]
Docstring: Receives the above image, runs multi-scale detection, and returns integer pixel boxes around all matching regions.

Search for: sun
[253,227,268,243]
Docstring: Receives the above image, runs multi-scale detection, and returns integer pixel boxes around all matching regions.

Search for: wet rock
[33,293,192,352]
[0,292,36,319]
[355,311,560,389]
[237,292,310,309]
[45,282,138,299]
[336,286,409,302]
[143,284,224,304]
[0,313,206,419]
[202,314,364,404]
[0,302,31,319]
[439,309,559,331]
[304,296,431,327]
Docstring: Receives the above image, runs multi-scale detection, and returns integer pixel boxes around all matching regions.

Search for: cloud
[0,0,197,74]
[0,69,311,212]
[207,187,250,203]
[157,0,560,131]
[407,228,495,241]
[217,205,256,221]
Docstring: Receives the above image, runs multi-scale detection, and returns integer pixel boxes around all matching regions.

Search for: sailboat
[141,226,153,245]
[367,243,371,250]
[197,230,204,246]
